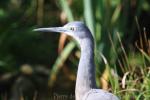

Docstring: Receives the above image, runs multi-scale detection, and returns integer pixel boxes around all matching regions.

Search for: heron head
[34,21,93,42]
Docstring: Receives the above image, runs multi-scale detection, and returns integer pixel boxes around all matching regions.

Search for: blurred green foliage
[0,0,150,100]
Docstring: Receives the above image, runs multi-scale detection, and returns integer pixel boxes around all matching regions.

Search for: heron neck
[75,38,96,100]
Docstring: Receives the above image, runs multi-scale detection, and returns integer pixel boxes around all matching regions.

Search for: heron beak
[33,27,67,33]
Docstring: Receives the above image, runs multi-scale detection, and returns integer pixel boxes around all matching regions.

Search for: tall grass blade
[111,4,121,25]
[60,0,74,21]
[48,0,76,87]
[138,49,150,62]
[48,41,76,86]
[83,0,95,37]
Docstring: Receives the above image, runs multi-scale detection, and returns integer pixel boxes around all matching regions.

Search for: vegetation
[0,0,150,100]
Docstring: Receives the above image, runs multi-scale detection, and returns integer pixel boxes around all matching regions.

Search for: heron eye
[70,27,75,31]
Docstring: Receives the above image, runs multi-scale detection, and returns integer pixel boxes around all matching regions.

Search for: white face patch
[62,22,91,42]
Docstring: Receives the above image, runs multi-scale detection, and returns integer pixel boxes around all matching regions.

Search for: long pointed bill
[33,27,67,33]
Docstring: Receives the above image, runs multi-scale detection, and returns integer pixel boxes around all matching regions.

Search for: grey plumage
[34,21,119,100]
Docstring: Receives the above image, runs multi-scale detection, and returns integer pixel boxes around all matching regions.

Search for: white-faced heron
[34,21,119,100]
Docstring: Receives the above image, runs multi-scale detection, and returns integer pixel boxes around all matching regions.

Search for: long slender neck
[75,37,96,100]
